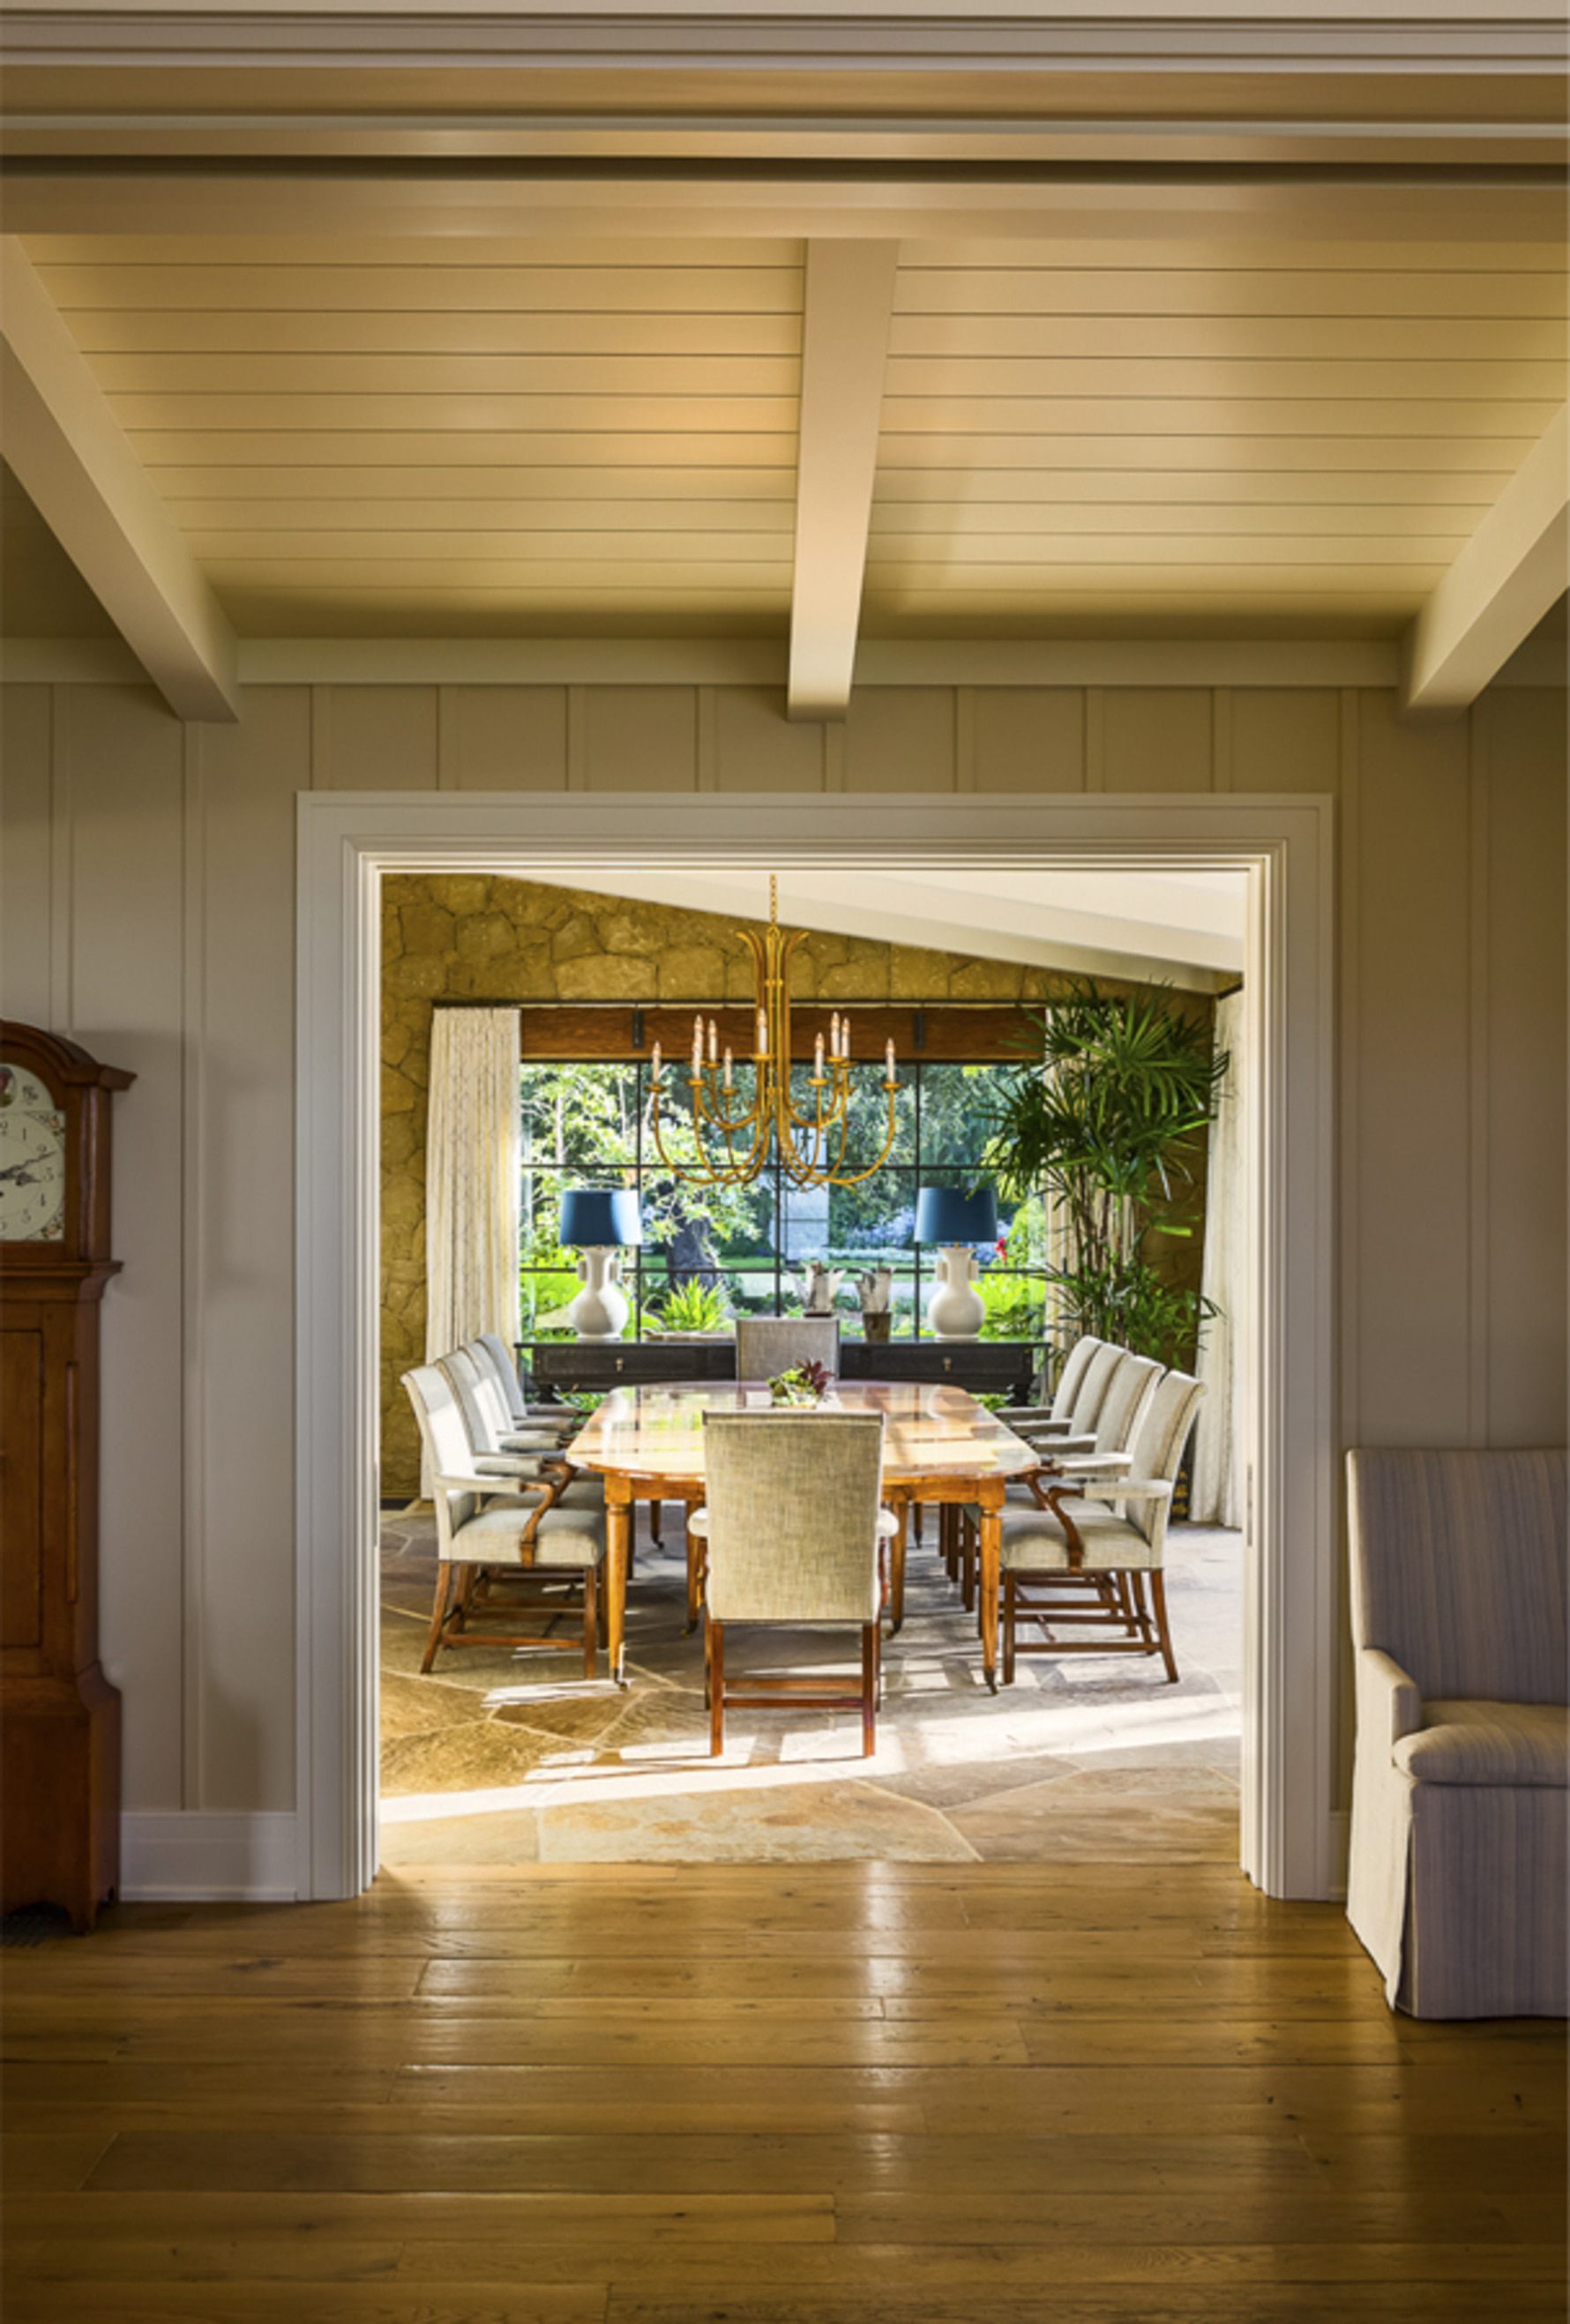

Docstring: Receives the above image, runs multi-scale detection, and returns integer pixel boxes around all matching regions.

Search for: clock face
[0,1064,67,1243]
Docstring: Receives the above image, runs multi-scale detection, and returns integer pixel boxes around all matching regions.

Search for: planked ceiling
[16,228,1566,644]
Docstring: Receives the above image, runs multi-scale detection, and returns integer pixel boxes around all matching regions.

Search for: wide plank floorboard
[4,1864,1563,2324]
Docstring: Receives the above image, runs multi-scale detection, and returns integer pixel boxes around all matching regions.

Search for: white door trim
[295,790,1336,1902]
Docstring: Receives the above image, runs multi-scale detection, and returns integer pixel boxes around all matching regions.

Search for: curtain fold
[423,1007,520,1487]
[1191,989,1243,1529]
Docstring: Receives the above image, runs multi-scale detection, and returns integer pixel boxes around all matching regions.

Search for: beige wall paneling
[1480,687,1569,1444]
[969,687,1086,792]
[713,685,826,790]
[1231,688,1344,795]
[0,685,53,1023]
[843,687,958,792]
[579,686,699,789]
[1351,690,1472,1446]
[437,685,568,790]
[185,687,308,1812]
[1102,688,1214,791]
[316,684,438,789]
[63,684,187,1808]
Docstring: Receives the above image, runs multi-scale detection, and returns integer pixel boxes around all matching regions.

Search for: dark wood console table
[528,1336,1041,1401]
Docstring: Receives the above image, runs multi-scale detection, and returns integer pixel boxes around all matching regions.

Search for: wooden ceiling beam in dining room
[787,240,899,721]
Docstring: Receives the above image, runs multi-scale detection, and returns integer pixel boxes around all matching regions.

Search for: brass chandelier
[647,877,900,1189]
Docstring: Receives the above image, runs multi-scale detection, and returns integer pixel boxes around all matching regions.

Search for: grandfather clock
[0,1022,132,1930]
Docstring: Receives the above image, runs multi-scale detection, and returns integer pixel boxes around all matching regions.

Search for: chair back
[701,1410,883,1625]
[474,1331,528,1424]
[440,1344,512,1458]
[1347,1447,1567,1706]
[1050,1334,1103,1422]
[1122,1369,1206,1546]
[402,1364,477,1558]
[735,1315,841,1381]
[1068,1339,1124,1432]
[1090,1350,1163,1455]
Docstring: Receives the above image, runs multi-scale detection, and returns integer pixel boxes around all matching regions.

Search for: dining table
[565,1379,1040,1691]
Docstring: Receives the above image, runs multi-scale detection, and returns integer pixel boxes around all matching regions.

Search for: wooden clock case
[1,1021,133,1931]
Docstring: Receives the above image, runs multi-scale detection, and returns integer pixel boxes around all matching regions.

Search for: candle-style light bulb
[885,1036,896,1083]
[756,1007,768,1057]
[707,1018,718,1066]
[830,1013,841,1058]
[650,1041,662,1081]
[814,1032,826,1079]
[723,1047,734,1089]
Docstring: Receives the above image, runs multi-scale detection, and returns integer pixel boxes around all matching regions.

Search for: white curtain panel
[1192,989,1244,1528]
[423,1007,521,1490]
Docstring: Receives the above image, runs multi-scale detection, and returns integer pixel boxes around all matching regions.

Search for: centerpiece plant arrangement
[767,1359,834,1407]
[982,980,1228,1370]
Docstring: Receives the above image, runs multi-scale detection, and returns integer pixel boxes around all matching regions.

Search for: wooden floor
[3,1861,1565,2323]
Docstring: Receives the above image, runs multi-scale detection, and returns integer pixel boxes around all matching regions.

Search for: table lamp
[914,1184,998,1340]
[558,1188,642,1341]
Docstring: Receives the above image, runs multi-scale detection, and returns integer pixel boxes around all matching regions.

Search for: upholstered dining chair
[689,1410,894,1756]
[1346,1446,1567,2019]
[949,1351,1163,1610]
[998,1334,1105,1436]
[1004,1339,1125,1456]
[439,1347,604,1509]
[995,1369,1206,1684]
[472,1332,577,1441]
[735,1315,841,1380]
[403,1363,607,1676]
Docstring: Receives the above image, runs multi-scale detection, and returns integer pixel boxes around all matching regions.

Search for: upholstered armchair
[403,1362,606,1677]
[472,1332,578,1441]
[440,1346,603,1509]
[690,1409,893,1756]
[1346,1447,1567,2019]
[994,1370,1206,1684]
[998,1334,1107,1436]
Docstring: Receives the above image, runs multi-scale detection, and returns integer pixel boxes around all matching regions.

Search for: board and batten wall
[0,676,1564,1832]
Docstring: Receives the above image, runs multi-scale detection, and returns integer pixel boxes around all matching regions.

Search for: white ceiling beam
[0,237,237,722]
[1402,403,1568,714]
[788,240,898,721]
[2,169,1561,245]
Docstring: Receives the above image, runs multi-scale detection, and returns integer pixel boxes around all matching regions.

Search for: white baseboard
[121,1812,299,1902]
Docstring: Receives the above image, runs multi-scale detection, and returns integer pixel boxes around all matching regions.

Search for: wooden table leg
[976,1483,1002,1693]
[606,1476,632,1686]
[889,1496,908,1633]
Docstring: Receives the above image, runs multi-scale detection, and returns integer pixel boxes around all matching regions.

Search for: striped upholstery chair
[1347,1447,1568,2019]
[735,1315,841,1381]
[996,1370,1206,1685]
[690,1410,894,1757]
[403,1363,607,1677]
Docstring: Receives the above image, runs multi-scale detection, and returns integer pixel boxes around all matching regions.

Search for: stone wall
[381,872,1208,1497]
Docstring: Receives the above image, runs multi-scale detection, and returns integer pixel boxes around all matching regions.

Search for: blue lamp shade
[915,1184,998,1246]
[558,1188,642,1249]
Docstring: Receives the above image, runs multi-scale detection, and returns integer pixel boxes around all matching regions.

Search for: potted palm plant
[982,981,1228,1370]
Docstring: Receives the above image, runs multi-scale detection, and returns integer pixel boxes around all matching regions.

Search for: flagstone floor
[378,1505,1242,1868]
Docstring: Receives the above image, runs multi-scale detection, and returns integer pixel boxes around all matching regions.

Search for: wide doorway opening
[378,858,1250,1872]
[294,791,1334,1904]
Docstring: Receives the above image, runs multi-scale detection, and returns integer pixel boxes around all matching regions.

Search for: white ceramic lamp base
[925,1244,985,1340]
[568,1247,630,1341]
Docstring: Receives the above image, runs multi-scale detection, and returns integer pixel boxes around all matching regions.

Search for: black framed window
[520,1056,1049,1344]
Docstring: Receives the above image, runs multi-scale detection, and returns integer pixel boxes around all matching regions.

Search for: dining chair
[998,1334,1105,1433]
[951,1351,1163,1610]
[735,1315,841,1380]
[1004,1338,1125,1457]
[402,1363,607,1676]
[689,1410,893,1756]
[439,1347,604,1508]
[996,1369,1206,1684]
[472,1332,577,1438]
